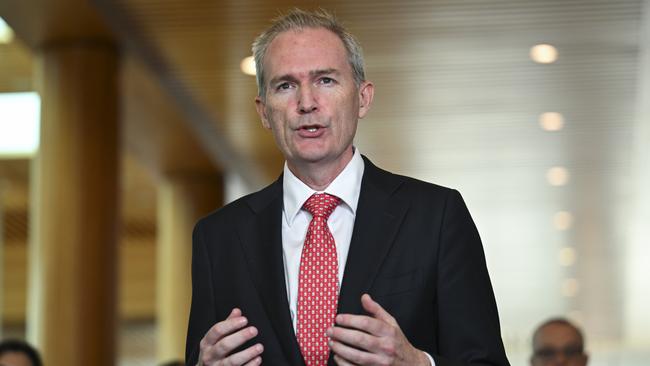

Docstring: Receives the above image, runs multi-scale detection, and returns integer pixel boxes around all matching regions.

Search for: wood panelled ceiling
[0,0,112,45]
[0,0,218,244]
[2,0,642,185]
[1,0,647,357]
[89,0,643,185]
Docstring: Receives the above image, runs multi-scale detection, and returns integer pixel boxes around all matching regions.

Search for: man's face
[255,27,373,173]
[531,323,588,366]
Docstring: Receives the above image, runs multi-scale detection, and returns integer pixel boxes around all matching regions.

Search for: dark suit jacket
[186,157,510,366]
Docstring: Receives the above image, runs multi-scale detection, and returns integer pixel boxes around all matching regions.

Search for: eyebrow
[269,68,340,86]
[311,68,339,78]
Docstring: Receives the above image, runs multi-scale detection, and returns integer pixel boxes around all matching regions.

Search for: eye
[319,77,335,85]
[534,348,556,360]
[276,82,292,91]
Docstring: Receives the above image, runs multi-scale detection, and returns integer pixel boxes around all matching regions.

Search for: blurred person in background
[0,339,42,366]
[530,318,588,366]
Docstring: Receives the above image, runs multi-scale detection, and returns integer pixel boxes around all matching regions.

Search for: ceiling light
[0,17,15,44]
[240,56,256,76]
[530,44,558,64]
[558,247,576,266]
[539,112,564,131]
[0,92,41,157]
[561,278,579,297]
[553,211,573,231]
[546,166,570,186]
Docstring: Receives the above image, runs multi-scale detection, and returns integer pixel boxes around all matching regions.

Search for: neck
[288,148,354,191]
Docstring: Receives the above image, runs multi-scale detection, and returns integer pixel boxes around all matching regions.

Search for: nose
[298,85,318,114]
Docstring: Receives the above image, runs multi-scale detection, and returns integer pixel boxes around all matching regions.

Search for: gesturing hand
[326,294,430,366]
[198,308,264,366]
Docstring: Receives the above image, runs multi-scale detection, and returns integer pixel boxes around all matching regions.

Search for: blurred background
[1,0,649,365]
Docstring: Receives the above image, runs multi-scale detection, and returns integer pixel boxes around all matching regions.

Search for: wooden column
[27,42,119,366]
[157,174,223,363]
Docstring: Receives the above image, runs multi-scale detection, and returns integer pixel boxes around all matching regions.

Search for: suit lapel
[238,179,305,366]
[337,157,410,317]
[237,158,409,366]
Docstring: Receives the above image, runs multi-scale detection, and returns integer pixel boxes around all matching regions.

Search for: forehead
[534,323,582,348]
[0,351,33,366]
[263,27,351,77]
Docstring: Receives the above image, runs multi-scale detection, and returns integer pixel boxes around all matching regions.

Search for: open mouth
[297,124,326,137]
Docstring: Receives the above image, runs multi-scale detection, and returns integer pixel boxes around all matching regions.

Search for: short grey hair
[252,8,366,98]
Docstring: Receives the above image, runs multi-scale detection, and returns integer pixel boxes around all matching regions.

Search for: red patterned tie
[297,193,341,365]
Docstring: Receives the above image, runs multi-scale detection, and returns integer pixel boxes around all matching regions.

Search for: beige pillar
[157,174,223,363]
[625,0,650,347]
[27,42,119,366]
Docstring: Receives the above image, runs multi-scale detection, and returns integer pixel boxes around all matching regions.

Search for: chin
[292,146,331,162]
[297,153,331,164]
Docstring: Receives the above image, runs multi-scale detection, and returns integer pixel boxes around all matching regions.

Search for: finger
[227,308,242,319]
[329,338,384,365]
[334,313,387,337]
[334,354,357,366]
[242,355,262,366]
[327,325,378,352]
[229,343,264,365]
[361,294,396,326]
[209,326,259,359]
[203,313,248,345]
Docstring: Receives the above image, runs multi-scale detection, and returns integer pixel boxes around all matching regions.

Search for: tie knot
[302,193,341,220]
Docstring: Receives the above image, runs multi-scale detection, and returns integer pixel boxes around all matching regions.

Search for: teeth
[307,127,317,132]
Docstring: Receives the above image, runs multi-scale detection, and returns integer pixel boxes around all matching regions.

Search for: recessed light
[0,17,15,44]
[561,278,579,297]
[530,44,558,64]
[539,112,564,131]
[240,56,256,76]
[547,166,570,186]
[558,247,576,266]
[553,211,573,231]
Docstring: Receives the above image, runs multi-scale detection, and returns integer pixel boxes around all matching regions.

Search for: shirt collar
[283,148,365,227]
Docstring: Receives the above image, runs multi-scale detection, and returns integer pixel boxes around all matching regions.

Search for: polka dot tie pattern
[297,193,341,366]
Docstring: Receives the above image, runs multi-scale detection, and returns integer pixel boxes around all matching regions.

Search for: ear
[357,80,375,119]
[255,96,271,130]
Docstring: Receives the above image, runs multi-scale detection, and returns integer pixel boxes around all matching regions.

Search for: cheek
[340,110,359,134]
[269,118,292,147]
[264,108,285,130]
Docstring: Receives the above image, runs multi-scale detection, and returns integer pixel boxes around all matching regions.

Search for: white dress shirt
[281,148,435,366]
[282,148,364,329]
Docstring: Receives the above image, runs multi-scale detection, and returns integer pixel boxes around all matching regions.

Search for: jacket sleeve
[185,220,217,365]
[434,189,510,366]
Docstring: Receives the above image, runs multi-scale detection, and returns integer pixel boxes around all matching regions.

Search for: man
[186,8,509,366]
[530,318,588,366]
[0,339,43,366]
